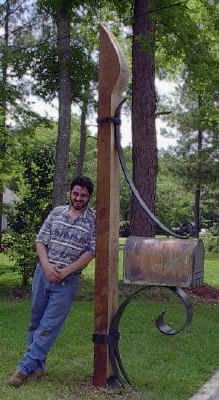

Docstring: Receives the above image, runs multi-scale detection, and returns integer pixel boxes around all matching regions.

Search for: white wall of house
[2,188,18,231]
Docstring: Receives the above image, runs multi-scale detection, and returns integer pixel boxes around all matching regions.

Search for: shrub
[5,230,37,286]
[5,141,55,287]
[202,234,219,253]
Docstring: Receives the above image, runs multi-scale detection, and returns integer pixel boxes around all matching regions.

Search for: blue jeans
[18,264,80,376]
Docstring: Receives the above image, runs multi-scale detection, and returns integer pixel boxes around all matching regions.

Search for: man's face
[70,185,90,212]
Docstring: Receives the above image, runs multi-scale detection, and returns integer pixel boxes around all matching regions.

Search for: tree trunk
[0,0,10,247]
[194,183,201,238]
[194,115,203,237]
[76,101,87,176]
[52,5,72,207]
[131,0,157,237]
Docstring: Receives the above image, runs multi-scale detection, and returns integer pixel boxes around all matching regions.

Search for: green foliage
[117,145,195,230]
[6,136,56,286]
[68,120,97,208]
[120,146,132,221]
[6,230,37,287]
[155,0,219,88]
[30,35,97,102]
[31,1,98,103]
[4,115,97,286]
[209,223,219,236]
[155,153,194,228]
[156,174,194,229]
[202,234,219,254]
[0,249,13,276]
[160,80,219,231]
[0,0,51,193]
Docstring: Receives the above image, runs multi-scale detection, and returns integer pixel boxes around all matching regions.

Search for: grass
[203,252,219,288]
[0,250,219,400]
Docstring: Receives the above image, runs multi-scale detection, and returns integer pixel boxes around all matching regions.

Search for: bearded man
[10,176,96,387]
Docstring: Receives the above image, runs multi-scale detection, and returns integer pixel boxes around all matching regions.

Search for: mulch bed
[185,284,219,302]
[73,378,142,399]
[120,283,219,304]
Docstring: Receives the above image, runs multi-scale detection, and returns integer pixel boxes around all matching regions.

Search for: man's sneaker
[9,371,27,388]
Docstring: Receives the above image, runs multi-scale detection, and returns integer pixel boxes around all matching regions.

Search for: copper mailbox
[123,236,204,288]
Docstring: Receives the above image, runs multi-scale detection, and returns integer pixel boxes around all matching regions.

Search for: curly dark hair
[70,176,94,196]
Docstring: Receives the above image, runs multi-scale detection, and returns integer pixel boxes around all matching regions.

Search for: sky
[31,79,177,150]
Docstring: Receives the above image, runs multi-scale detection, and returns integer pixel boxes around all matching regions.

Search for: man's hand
[36,242,63,283]
[43,263,62,283]
[54,267,70,281]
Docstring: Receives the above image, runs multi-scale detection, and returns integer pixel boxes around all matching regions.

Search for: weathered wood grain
[93,25,129,386]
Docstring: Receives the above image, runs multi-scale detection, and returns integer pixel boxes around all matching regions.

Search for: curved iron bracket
[108,286,193,385]
[155,287,193,335]
[112,99,189,239]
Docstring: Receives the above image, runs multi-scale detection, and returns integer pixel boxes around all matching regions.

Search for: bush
[5,230,37,286]
[202,234,219,253]
[209,223,219,236]
[5,141,55,287]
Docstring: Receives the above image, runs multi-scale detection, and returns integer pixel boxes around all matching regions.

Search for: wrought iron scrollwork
[108,286,193,385]
[155,287,193,335]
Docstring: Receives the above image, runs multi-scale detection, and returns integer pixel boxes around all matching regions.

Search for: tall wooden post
[93,26,129,386]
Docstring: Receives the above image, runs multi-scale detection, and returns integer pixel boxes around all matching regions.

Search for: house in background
[1,188,18,232]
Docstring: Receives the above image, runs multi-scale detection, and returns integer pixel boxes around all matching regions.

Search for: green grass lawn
[203,252,219,287]
[0,250,219,400]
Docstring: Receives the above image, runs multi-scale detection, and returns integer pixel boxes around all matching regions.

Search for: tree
[129,0,219,236]
[130,0,157,237]
[156,151,194,228]
[76,100,88,176]
[159,0,219,236]
[0,0,10,246]
[7,130,56,286]
[52,2,72,206]
[31,1,98,206]
[68,115,97,203]
[0,0,44,246]
[166,90,219,235]
[6,111,97,286]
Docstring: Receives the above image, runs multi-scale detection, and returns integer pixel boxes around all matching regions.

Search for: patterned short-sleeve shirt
[36,205,96,268]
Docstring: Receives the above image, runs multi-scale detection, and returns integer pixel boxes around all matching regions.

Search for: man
[9,176,96,387]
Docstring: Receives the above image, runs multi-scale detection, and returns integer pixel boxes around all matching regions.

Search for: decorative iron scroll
[107,286,193,385]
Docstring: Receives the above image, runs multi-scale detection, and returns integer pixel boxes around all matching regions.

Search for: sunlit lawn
[203,252,219,288]
[0,249,219,400]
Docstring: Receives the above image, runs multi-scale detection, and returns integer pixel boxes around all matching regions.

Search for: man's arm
[36,241,62,283]
[56,251,95,280]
